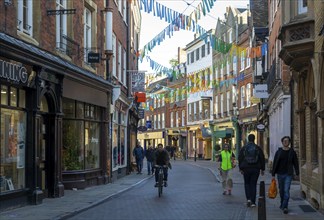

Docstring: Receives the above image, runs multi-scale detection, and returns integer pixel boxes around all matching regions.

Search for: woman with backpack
[238,134,265,207]
[218,143,236,195]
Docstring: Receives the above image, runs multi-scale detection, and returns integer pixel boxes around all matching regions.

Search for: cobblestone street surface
[1,159,323,220]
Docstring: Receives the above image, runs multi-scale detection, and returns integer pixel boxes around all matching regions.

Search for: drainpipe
[290,79,294,145]
[105,0,113,181]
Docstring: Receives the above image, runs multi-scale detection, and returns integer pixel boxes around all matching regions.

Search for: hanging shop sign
[0,59,28,84]
[88,52,100,63]
[253,84,269,98]
[138,108,145,119]
[146,120,152,128]
[256,123,266,132]
[137,126,148,132]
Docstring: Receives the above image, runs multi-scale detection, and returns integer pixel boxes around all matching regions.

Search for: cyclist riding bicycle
[153,143,170,187]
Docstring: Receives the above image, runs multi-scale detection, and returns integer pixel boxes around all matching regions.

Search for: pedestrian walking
[145,143,155,175]
[133,141,144,174]
[271,136,299,214]
[238,134,265,207]
[218,143,235,195]
[171,145,176,160]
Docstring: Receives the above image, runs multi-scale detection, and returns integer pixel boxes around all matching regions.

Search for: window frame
[84,8,92,62]
[56,0,67,51]
[17,0,33,36]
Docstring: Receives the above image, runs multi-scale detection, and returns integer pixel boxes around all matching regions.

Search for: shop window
[1,108,26,192]
[62,98,75,118]
[112,123,118,168]
[10,88,18,107]
[19,90,26,108]
[84,122,99,169]
[40,96,49,112]
[119,126,126,165]
[76,102,84,119]
[62,120,84,170]
[62,98,102,171]
[1,85,8,105]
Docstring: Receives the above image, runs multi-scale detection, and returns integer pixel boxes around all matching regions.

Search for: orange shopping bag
[268,179,277,199]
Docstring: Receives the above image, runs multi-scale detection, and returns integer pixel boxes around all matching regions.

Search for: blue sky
[138,0,249,75]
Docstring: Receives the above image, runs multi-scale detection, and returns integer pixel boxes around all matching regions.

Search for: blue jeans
[277,174,292,209]
[243,168,260,204]
[147,161,154,174]
[136,159,143,173]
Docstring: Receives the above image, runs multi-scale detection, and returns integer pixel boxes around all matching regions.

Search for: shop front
[196,127,212,160]
[61,77,110,189]
[137,131,165,149]
[212,122,235,159]
[187,125,200,159]
[0,34,112,210]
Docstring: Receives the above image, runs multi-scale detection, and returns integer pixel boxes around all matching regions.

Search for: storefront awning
[214,128,234,139]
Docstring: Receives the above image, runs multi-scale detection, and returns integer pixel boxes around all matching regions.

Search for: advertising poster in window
[17,122,26,168]
[17,142,25,169]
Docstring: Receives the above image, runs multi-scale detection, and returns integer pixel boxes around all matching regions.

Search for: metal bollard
[258,197,266,220]
[258,181,266,220]
[260,181,265,197]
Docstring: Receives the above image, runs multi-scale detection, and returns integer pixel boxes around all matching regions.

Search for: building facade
[166,61,187,157]
[0,0,141,211]
[185,31,214,160]
[278,0,324,210]
[0,0,115,210]
[137,77,168,149]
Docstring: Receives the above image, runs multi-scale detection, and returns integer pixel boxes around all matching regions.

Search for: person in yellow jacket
[218,143,236,195]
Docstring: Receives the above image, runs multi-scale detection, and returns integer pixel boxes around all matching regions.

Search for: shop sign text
[0,59,28,84]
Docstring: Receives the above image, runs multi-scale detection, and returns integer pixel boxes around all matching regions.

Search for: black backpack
[244,143,259,164]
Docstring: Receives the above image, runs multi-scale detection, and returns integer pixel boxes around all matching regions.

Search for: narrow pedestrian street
[3,159,321,220]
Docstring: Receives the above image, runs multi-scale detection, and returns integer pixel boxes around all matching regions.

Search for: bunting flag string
[143,56,173,77]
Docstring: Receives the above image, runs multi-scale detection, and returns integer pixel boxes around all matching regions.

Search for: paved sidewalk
[189,159,324,220]
[1,159,323,220]
[1,172,152,220]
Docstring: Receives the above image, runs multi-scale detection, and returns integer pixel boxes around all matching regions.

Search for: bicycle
[154,165,168,197]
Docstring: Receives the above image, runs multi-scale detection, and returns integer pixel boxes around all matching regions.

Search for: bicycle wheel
[158,172,163,197]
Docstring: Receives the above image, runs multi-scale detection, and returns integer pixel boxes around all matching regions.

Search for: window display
[0,109,26,193]
[1,86,26,193]
[62,98,101,171]
[112,111,127,171]
[62,120,84,170]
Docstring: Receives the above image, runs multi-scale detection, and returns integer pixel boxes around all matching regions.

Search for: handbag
[268,179,277,199]
[231,159,236,168]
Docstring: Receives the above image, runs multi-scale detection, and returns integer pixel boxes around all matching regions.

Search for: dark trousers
[154,166,168,182]
[243,168,260,204]
[147,161,154,174]
[136,159,143,173]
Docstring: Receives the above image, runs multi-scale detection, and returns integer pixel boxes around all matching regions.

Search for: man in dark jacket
[133,141,144,174]
[145,143,155,175]
[238,134,265,207]
[272,136,299,214]
[153,143,170,187]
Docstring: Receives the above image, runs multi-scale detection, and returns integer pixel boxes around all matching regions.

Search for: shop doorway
[37,96,55,197]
